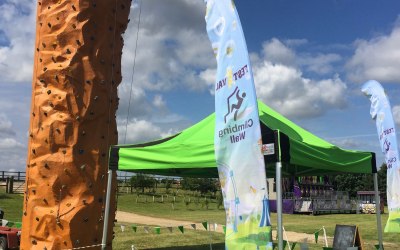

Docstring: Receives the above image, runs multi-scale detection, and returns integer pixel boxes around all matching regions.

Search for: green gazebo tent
[103,100,383,249]
[109,101,376,176]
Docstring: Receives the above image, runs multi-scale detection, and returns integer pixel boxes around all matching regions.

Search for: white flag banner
[362,80,400,233]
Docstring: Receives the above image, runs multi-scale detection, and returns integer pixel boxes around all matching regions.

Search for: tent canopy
[109,101,376,177]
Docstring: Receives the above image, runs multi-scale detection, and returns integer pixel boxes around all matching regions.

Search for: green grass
[117,193,400,249]
[113,224,225,250]
[0,187,24,222]
[117,193,226,224]
[1,190,400,249]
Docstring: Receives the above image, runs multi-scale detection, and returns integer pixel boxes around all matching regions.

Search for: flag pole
[102,169,114,250]
[373,173,383,249]
[276,161,283,250]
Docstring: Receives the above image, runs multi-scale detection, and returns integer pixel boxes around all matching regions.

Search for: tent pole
[102,169,114,250]
[276,161,283,250]
[373,173,383,250]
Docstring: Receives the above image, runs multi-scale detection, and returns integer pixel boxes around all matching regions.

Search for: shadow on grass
[0,194,11,199]
[147,243,224,250]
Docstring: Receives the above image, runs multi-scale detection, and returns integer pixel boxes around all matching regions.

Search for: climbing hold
[42,42,46,48]
[47,90,51,95]
[48,23,51,28]
[83,218,88,222]
[43,198,48,204]
[43,67,47,71]
[44,112,47,117]
[56,128,61,133]
[76,116,80,121]
[32,149,36,154]
[79,149,84,154]
[32,239,37,245]
[66,48,71,54]
[32,189,36,194]
[76,40,81,46]
[49,102,54,108]
[72,5,76,11]
[85,80,91,84]
[44,163,49,169]
[52,56,56,63]
[83,199,87,205]
[29,133,33,138]
[24,211,27,216]
[66,203,71,207]
[94,96,98,101]
[36,217,39,221]
[72,24,76,29]
[81,130,86,136]
[64,168,68,173]
[62,149,67,154]
[40,79,45,83]
[39,58,43,62]
[62,185,67,189]
[80,164,86,170]
[76,240,80,244]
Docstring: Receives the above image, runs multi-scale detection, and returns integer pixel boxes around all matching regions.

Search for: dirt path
[116,211,328,244]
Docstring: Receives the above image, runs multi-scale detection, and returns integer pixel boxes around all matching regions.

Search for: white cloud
[0,113,15,136]
[299,53,342,75]
[120,0,215,93]
[118,119,173,144]
[346,24,400,83]
[261,38,296,66]
[0,137,24,149]
[0,0,36,84]
[393,105,400,126]
[252,59,347,118]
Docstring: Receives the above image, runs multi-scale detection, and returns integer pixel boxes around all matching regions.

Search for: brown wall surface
[22,1,131,249]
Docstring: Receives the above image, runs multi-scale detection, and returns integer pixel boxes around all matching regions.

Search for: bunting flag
[205,0,271,248]
[167,227,173,233]
[282,240,287,249]
[154,227,161,234]
[178,226,184,234]
[291,242,297,249]
[144,227,149,234]
[120,224,126,232]
[191,224,197,230]
[132,225,137,232]
[362,80,400,233]
[223,225,226,235]
[202,221,208,230]
[314,231,319,243]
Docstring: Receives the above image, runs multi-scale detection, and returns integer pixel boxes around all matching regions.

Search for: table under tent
[104,100,383,250]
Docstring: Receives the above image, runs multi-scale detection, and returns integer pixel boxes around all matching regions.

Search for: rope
[123,0,143,145]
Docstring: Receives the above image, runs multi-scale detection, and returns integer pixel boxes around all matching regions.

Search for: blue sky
[0,0,399,171]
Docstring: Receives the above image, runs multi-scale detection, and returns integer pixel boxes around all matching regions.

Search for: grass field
[1,188,400,249]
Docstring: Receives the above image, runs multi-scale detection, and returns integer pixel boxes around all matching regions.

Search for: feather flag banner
[362,80,400,233]
[205,0,272,248]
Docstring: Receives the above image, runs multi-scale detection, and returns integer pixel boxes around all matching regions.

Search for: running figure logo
[224,86,246,123]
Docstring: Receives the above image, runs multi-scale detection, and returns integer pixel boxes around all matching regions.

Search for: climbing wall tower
[21,1,131,249]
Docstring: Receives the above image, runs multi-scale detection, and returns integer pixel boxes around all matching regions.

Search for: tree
[378,163,387,204]
[130,174,155,193]
[181,178,218,194]
[334,174,373,198]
